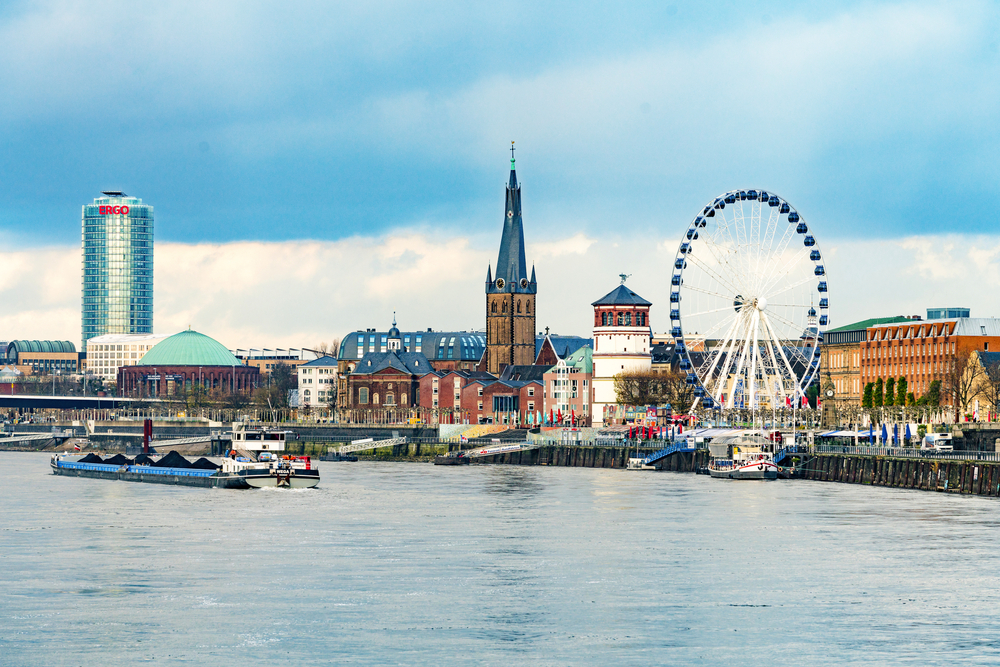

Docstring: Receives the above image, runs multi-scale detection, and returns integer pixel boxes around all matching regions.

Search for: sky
[2,0,1000,348]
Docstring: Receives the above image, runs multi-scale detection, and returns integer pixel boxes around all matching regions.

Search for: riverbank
[800,453,1000,496]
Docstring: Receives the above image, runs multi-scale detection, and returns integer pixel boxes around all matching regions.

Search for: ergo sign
[98,205,129,215]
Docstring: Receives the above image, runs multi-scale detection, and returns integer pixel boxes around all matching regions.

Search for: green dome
[138,329,243,367]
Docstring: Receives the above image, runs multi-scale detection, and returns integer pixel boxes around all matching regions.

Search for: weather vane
[511,141,515,160]
[619,273,631,284]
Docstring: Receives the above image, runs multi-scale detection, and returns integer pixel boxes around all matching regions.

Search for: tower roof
[591,284,652,307]
[488,148,535,295]
[138,329,243,367]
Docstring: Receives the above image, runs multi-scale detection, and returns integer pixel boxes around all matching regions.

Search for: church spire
[493,143,532,294]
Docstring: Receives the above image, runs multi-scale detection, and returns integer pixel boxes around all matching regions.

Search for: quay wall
[802,453,1000,496]
[477,446,710,470]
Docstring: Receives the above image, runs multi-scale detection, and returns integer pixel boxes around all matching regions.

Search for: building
[82,192,154,348]
[337,329,485,381]
[542,345,593,426]
[231,348,321,375]
[297,356,339,409]
[117,329,259,397]
[859,317,1000,406]
[482,152,537,374]
[591,280,653,426]
[342,324,432,416]
[86,333,172,381]
[927,307,969,320]
[5,340,79,375]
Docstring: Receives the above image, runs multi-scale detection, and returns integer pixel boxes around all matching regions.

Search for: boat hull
[241,469,320,489]
[52,461,249,488]
[708,461,779,480]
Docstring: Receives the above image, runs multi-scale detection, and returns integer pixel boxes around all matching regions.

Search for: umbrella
[869,424,874,444]
[571,409,576,426]
[549,408,554,426]
[881,423,888,445]
[893,423,899,446]
[905,423,911,444]
[556,408,563,424]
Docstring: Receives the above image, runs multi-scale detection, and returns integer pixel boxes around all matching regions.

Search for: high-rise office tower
[81,191,154,348]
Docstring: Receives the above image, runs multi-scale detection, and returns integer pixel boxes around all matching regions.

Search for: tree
[613,370,692,409]
[862,382,874,409]
[874,378,884,408]
[978,355,1000,421]
[895,377,908,406]
[268,362,295,409]
[942,350,983,422]
[885,378,895,409]
[906,392,915,406]
[315,338,341,358]
[922,380,941,406]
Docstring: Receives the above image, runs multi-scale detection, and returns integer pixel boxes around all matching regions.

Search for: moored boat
[707,432,779,480]
[221,424,320,489]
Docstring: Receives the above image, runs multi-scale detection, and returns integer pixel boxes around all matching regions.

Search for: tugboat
[220,423,320,488]
[707,432,779,480]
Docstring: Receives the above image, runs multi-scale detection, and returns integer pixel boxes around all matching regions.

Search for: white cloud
[2,230,1000,350]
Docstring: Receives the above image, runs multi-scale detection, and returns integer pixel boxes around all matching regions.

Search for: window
[359,387,369,404]
[528,387,534,396]
[491,302,497,314]
[385,393,394,406]
[624,313,632,326]
[477,401,483,411]
[526,301,530,313]
[502,301,507,313]
[517,300,521,313]
[478,386,483,396]
[401,393,407,405]
[373,393,379,404]
[602,312,607,326]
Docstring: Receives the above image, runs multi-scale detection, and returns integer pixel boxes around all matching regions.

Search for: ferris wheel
[670,189,828,413]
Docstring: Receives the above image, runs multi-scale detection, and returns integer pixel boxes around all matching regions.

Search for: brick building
[342,322,431,418]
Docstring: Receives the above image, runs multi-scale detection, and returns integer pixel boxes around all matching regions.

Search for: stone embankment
[800,453,1000,496]
[476,446,709,470]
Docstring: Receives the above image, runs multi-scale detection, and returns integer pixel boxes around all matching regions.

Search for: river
[2,452,999,665]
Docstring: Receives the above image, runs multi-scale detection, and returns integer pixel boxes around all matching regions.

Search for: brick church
[479,147,537,375]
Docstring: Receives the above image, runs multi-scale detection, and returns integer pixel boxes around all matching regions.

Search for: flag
[557,409,563,424]
[73,443,81,451]
[571,409,576,426]
[549,408,554,426]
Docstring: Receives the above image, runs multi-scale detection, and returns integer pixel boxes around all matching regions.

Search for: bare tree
[614,370,693,409]
[315,338,341,358]
[942,350,984,422]
[976,353,1000,421]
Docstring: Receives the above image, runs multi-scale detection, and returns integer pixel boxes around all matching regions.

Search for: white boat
[707,432,779,480]
[219,423,320,489]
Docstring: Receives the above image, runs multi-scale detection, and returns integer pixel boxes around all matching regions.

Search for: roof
[564,345,593,374]
[351,350,431,376]
[591,284,652,307]
[487,162,535,295]
[301,356,339,368]
[7,340,76,356]
[534,335,592,358]
[86,333,172,346]
[978,351,1000,367]
[825,316,913,333]
[339,330,485,362]
[138,330,243,367]
[499,365,552,382]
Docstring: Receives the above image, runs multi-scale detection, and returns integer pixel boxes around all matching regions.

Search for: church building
[481,148,537,375]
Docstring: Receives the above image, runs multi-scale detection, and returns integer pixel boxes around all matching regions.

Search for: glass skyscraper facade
[81,192,154,348]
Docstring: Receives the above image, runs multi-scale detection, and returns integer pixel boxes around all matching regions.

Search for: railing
[56,460,217,477]
[338,437,408,454]
[814,445,1000,462]
[641,441,695,465]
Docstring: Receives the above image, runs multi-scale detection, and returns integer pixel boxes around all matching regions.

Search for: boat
[434,453,470,465]
[706,433,779,480]
[220,424,320,489]
[50,423,320,489]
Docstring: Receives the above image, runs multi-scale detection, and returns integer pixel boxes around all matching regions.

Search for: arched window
[386,393,395,406]
[517,300,521,313]
[638,312,645,326]
[401,393,407,405]
[373,393,380,405]
[526,301,531,314]
[601,312,607,326]
[624,312,632,326]
[491,301,497,314]
[502,301,507,313]
[617,312,624,326]
[359,387,369,404]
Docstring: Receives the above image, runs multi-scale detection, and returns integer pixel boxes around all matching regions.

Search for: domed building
[117,328,260,397]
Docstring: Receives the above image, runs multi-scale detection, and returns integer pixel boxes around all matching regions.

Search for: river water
[2,452,1000,666]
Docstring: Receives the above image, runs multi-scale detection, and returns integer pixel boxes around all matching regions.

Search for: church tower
[483,146,537,375]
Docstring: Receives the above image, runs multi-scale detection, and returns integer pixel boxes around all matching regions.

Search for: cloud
[2,230,1000,352]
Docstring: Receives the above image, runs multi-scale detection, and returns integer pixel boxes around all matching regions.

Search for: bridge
[339,437,408,454]
[641,441,696,466]
[462,442,539,458]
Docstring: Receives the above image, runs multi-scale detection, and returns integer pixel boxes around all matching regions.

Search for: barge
[51,423,320,489]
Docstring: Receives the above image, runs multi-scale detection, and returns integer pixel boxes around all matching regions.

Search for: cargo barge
[50,423,320,489]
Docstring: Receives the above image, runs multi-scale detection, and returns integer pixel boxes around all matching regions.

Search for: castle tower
[483,147,537,375]
[591,276,652,426]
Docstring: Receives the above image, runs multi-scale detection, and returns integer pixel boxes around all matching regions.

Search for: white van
[921,433,953,452]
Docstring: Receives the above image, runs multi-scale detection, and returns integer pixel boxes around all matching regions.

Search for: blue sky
[3,0,999,247]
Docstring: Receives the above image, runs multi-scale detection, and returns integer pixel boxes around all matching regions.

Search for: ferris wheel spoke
[757,218,798,294]
[695,308,740,339]
[763,274,815,302]
[682,304,741,320]
[760,245,811,297]
[684,252,746,299]
[754,207,781,294]
[707,207,750,294]
[760,311,803,397]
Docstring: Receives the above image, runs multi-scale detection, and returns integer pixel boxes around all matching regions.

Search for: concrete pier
[476,445,709,471]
